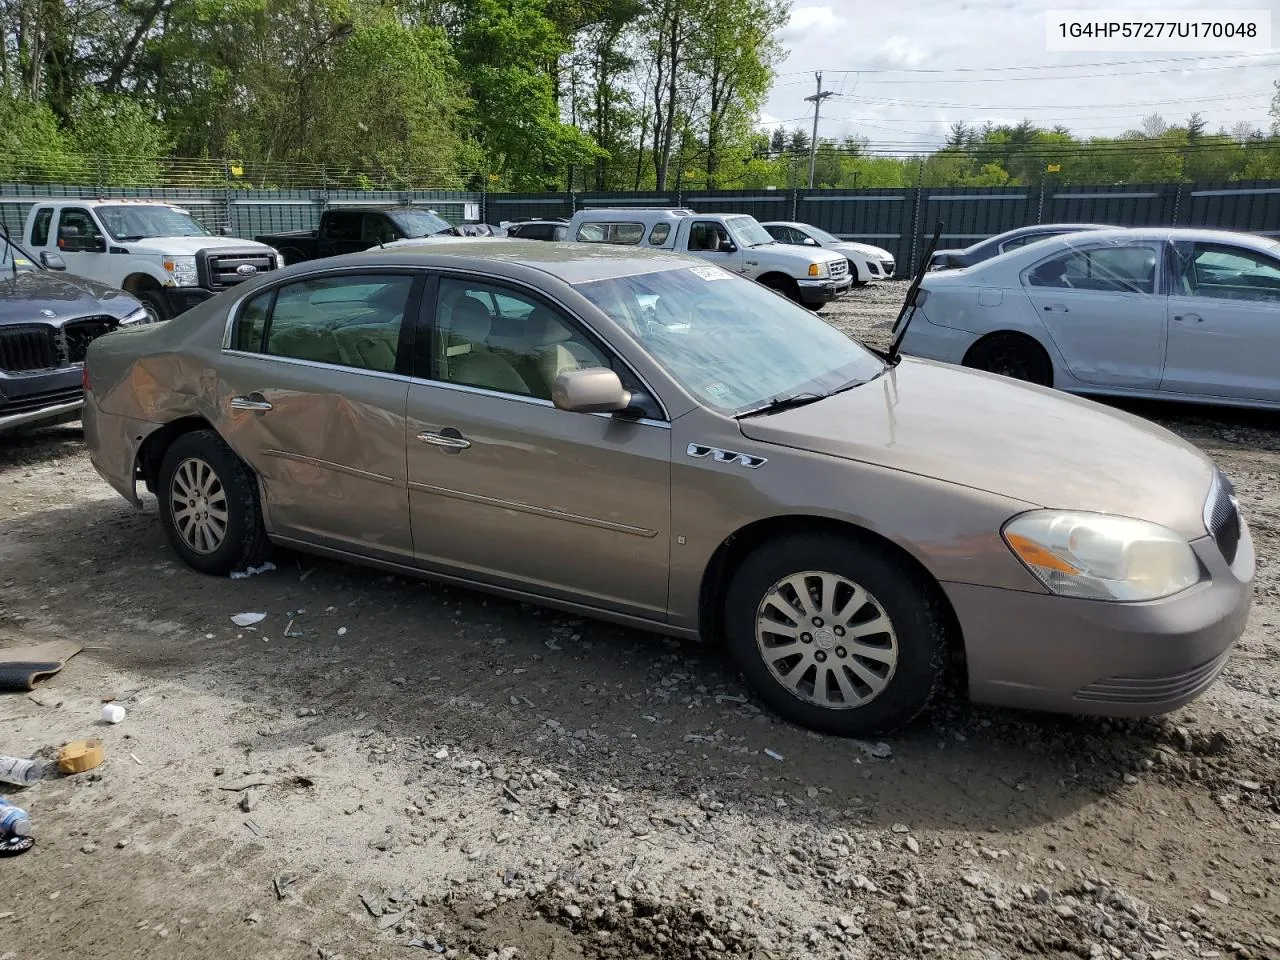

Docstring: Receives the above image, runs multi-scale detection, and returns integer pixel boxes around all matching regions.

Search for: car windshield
[97,205,209,241]
[575,265,884,415]
[389,210,454,238]
[0,235,39,273]
[727,217,776,248]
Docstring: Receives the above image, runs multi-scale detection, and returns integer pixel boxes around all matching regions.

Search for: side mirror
[218,226,233,236]
[803,237,818,246]
[552,367,631,414]
[721,241,738,253]
[40,251,67,271]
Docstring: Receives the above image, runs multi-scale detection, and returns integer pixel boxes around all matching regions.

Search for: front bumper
[162,287,214,316]
[949,529,1255,717]
[797,276,853,305]
[0,366,85,435]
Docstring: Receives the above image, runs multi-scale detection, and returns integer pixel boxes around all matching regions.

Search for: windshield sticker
[703,381,733,401]
[689,265,731,281]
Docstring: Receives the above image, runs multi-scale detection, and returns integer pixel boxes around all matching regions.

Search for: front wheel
[137,290,169,325]
[157,429,270,575]
[724,534,950,736]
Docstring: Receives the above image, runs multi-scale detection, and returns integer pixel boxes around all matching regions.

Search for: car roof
[329,239,696,285]
[1035,226,1279,249]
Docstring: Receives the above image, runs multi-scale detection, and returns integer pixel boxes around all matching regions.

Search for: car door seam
[406,480,658,538]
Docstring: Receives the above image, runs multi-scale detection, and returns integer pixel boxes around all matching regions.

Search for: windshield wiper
[887,221,945,365]
[735,392,827,419]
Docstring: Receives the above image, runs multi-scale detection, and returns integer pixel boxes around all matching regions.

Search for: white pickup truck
[20,199,282,323]
[564,208,851,308]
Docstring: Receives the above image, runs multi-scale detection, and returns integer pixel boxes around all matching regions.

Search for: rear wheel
[157,429,269,575]
[724,534,949,736]
[963,333,1052,387]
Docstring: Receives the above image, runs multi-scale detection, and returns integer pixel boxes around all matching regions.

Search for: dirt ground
[2,281,1278,960]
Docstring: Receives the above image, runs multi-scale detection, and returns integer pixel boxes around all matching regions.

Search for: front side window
[321,212,363,241]
[1025,244,1157,295]
[575,266,884,415]
[96,205,208,241]
[433,278,612,400]
[688,221,733,252]
[1178,244,1280,303]
[233,274,412,372]
[57,208,104,249]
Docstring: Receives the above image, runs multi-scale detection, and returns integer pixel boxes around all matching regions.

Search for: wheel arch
[121,270,166,294]
[135,416,221,495]
[697,514,965,668]
[961,330,1055,387]
[756,271,799,294]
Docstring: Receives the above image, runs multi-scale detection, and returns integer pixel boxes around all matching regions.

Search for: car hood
[755,244,845,266]
[0,269,140,323]
[129,236,273,255]
[737,358,1215,537]
[831,241,892,259]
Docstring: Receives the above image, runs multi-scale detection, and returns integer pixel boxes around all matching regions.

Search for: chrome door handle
[1043,304,1068,313]
[417,431,471,451]
[230,395,272,411]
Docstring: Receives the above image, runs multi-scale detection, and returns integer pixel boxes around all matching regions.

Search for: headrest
[450,297,491,342]
[526,305,573,345]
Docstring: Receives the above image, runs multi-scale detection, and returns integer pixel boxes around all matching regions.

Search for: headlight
[1003,511,1200,602]
[119,306,150,326]
[162,256,198,287]
[807,262,828,278]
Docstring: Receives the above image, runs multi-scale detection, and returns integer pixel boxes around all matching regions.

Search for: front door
[316,211,375,259]
[1020,241,1166,388]
[53,207,109,283]
[405,276,672,619]
[687,221,746,275]
[217,269,421,560]
[1163,241,1280,402]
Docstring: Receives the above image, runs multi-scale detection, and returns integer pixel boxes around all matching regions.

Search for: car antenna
[886,221,944,366]
[0,220,18,282]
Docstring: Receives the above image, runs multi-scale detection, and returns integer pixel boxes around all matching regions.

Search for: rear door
[1020,241,1166,388]
[404,274,672,619]
[217,269,422,560]
[1162,240,1280,402]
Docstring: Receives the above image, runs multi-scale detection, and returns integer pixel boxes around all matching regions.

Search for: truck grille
[0,325,58,373]
[1205,471,1241,565]
[829,259,849,280]
[61,316,117,364]
[205,251,277,290]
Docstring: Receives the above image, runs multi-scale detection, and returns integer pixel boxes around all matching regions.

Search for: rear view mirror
[553,368,631,413]
[40,251,66,271]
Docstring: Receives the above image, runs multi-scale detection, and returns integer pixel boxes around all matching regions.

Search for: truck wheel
[138,290,169,324]
[761,275,802,305]
[724,533,950,736]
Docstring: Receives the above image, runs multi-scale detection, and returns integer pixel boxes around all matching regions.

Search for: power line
[773,51,1278,78]
[838,89,1273,110]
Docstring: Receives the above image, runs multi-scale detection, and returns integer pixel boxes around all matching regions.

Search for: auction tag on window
[689,265,731,281]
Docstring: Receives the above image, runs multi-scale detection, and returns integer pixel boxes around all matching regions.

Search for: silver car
[901,227,1280,409]
[82,241,1254,736]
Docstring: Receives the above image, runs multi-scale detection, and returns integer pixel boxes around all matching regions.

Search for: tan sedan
[82,241,1255,735]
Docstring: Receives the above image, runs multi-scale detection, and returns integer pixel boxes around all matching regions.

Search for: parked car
[899,227,1280,410]
[0,231,150,434]
[564,207,851,308]
[20,199,280,324]
[928,224,1110,271]
[504,218,569,241]
[761,222,896,283]
[255,205,460,264]
[82,241,1253,735]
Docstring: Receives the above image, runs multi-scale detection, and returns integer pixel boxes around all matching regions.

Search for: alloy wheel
[169,456,229,555]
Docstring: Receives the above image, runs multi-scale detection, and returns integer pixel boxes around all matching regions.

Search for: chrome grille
[828,259,849,280]
[1205,471,1241,565]
[205,251,276,289]
[0,325,58,373]
[1075,651,1230,705]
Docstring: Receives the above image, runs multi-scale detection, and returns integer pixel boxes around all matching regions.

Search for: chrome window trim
[415,377,671,430]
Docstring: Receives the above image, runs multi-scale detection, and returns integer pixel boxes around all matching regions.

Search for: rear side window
[575,222,644,245]
[232,274,413,373]
[1025,245,1157,295]
[649,223,671,245]
[30,207,53,246]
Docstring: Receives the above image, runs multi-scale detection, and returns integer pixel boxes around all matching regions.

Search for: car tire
[760,275,803,305]
[157,429,270,576]
[724,534,949,736]
[963,333,1053,387]
[138,290,169,324]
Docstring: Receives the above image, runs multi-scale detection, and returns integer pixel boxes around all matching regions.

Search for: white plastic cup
[100,703,126,724]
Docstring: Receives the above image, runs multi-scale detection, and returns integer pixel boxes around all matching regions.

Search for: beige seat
[267,322,344,365]
[332,323,399,372]
[524,306,605,399]
[441,299,530,394]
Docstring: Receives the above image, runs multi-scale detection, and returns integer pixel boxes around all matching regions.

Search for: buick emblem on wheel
[235,263,258,276]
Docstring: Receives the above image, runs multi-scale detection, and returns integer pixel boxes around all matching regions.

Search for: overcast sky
[761,0,1280,152]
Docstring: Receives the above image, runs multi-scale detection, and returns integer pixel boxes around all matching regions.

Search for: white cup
[100,704,126,724]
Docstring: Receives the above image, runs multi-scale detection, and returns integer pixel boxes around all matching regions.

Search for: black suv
[1,232,150,434]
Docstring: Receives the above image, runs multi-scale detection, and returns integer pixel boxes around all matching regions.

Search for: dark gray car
[0,233,149,434]
[929,224,1110,271]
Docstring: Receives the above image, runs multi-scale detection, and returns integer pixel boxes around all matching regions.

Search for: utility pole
[804,71,835,189]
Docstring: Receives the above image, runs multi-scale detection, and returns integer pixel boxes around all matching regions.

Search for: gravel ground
[1,281,1278,960]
